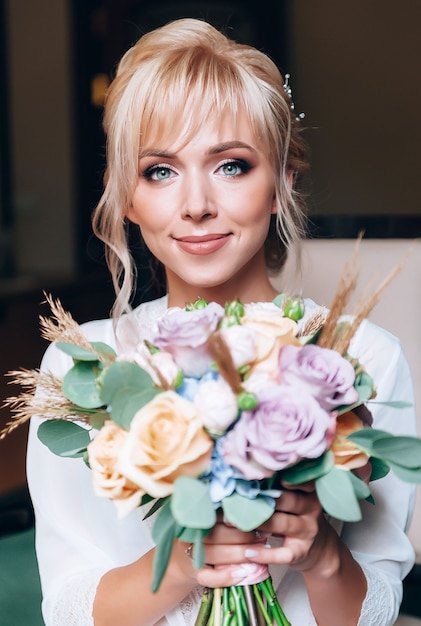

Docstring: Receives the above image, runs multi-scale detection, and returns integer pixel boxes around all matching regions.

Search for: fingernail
[245,548,259,558]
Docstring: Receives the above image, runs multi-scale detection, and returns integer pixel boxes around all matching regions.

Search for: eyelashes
[141,164,174,181]
[218,159,252,177]
[140,158,253,181]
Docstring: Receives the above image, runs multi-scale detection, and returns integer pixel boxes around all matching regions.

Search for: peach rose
[330,411,370,470]
[118,391,213,499]
[241,305,300,379]
[88,421,144,517]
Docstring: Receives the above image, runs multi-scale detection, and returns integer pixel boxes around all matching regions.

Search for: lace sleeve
[44,569,107,626]
[357,565,402,626]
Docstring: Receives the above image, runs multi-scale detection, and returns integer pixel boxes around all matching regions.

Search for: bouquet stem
[194,578,291,626]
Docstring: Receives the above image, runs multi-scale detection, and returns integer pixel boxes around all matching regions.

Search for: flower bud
[283,297,305,321]
[225,300,245,319]
[237,391,258,411]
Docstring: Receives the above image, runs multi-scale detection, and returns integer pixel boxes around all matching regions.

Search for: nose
[181,171,216,221]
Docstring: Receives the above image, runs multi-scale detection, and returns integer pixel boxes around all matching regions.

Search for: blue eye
[219,159,251,177]
[221,162,240,176]
[143,165,173,181]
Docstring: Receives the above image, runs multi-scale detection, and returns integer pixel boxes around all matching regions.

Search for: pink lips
[175,234,230,255]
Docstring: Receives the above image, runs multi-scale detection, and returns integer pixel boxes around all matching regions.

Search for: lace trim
[47,569,105,626]
[179,586,203,625]
[358,565,397,626]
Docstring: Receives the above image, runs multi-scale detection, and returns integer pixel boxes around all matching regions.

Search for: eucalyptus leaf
[99,361,155,405]
[90,341,117,361]
[37,420,91,457]
[388,462,421,484]
[347,428,391,454]
[348,471,371,500]
[142,497,166,519]
[372,436,421,468]
[368,456,390,481]
[56,342,99,361]
[222,493,274,531]
[315,468,362,522]
[192,528,206,570]
[62,361,104,409]
[368,400,413,409]
[110,388,161,429]
[354,384,375,405]
[151,500,183,592]
[171,477,216,529]
[282,451,334,484]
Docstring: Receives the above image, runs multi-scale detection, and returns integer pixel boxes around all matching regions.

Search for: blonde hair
[92,18,309,318]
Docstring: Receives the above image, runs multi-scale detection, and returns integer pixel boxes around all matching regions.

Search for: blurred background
[0,1,420,624]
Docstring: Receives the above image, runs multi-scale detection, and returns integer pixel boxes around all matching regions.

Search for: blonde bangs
[135,49,274,157]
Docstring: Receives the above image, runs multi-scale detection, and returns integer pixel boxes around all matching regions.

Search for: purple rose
[149,303,224,377]
[222,386,333,480]
[279,344,358,410]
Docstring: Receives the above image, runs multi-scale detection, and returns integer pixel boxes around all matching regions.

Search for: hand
[187,516,269,588]
[243,481,338,575]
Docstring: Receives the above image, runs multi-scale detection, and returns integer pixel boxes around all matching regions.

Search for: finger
[203,538,270,566]
[204,524,268,546]
[243,541,303,567]
[281,479,316,493]
[196,563,258,588]
[273,489,320,516]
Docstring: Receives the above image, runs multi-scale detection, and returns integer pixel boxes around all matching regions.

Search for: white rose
[194,378,239,435]
[219,325,256,369]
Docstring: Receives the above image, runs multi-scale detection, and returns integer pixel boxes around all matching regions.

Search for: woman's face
[127,113,278,306]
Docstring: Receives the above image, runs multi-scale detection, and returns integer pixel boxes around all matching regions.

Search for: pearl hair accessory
[283,73,305,121]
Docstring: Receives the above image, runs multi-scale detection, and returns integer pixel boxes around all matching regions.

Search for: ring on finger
[185,543,194,559]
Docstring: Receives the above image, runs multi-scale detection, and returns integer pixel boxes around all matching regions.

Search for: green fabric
[0,528,44,625]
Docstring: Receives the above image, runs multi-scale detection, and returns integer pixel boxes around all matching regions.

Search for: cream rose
[118,391,213,498]
[330,411,370,470]
[88,420,144,517]
[241,306,300,379]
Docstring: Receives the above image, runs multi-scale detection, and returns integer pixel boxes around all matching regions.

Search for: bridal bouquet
[3,257,421,625]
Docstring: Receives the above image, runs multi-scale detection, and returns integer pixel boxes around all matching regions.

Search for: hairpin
[283,73,305,122]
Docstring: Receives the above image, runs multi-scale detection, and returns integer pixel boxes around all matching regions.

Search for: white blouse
[27,296,417,625]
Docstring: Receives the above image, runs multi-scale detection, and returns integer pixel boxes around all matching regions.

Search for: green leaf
[151,500,182,592]
[99,361,155,405]
[388,462,421,484]
[56,342,99,361]
[37,420,91,457]
[368,456,390,481]
[171,477,216,530]
[347,428,391,454]
[282,451,334,484]
[142,497,166,519]
[176,527,209,569]
[56,341,117,362]
[316,468,362,522]
[369,400,413,409]
[91,342,117,361]
[372,436,421,468]
[222,493,274,531]
[348,471,371,500]
[110,388,161,429]
[62,361,104,409]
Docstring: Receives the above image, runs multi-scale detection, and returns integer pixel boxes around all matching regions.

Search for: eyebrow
[208,141,257,155]
[138,141,257,160]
